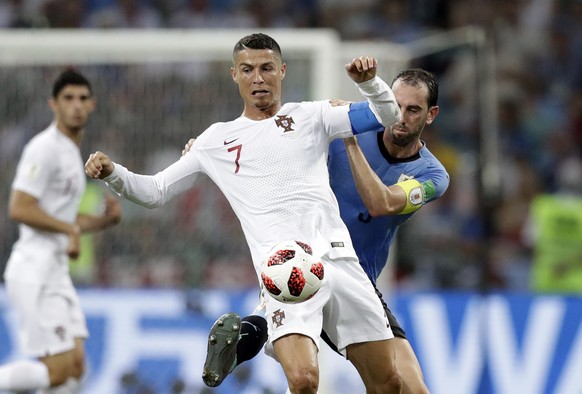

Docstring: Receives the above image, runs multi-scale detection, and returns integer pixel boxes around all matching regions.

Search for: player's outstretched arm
[343,136,409,217]
[345,57,401,129]
[85,151,115,180]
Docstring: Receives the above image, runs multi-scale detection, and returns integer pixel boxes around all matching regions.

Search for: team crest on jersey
[409,187,423,205]
[272,309,286,328]
[54,326,66,341]
[275,115,295,132]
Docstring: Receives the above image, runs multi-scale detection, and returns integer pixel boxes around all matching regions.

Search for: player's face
[49,85,95,133]
[231,48,286,118]
[388,79,438,147]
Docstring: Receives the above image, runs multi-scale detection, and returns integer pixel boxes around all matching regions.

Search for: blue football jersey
[328,131,449,283]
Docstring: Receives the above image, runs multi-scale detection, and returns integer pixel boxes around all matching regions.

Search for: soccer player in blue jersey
[198,68,448,393]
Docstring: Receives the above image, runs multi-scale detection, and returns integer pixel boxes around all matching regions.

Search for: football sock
[0,359,50,390]
[236,315,268,366]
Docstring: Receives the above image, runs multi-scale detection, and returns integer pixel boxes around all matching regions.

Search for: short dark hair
[392,68,438,108]
[52,69,92,98]
[232,33,282,62]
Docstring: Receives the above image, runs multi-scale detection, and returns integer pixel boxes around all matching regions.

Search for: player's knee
[71,356,85,380]
[44,362,71,387]
[285,366,318,393]
[406,382,430,394]
[367,368,402,394]
[382,369,403,394]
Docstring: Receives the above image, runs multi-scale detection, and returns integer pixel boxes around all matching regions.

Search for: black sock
[236,315,268,366]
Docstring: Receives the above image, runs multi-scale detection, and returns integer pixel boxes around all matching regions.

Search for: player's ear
[48,98,56,112]
[231,67,239,84]
[280,63,286,80]
[88,97,96,113]
[426,105,439,125]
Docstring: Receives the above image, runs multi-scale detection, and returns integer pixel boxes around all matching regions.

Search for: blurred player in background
[85,33,403,393]
[195,68,448,394]
[0,69,122,393]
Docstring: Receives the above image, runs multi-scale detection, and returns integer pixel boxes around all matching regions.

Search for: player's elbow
[366,206,385,217]
[8,199,28,223]
[364,193,400,217]
[367,203,397,217]
[8,205,23,223]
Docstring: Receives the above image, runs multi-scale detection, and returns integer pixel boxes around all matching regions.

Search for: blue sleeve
[348,101,384,135]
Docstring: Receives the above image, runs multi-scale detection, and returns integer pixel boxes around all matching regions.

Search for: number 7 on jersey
[227,144,242,173]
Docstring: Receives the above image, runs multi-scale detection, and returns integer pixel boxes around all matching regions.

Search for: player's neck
[55,122,83,146]
[242,103,281,121]
[385,138,422,159]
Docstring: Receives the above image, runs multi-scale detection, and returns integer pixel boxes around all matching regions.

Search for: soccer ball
[261,240,324,304]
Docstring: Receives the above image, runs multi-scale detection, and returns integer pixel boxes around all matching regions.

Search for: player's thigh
[346,338,398,386]
[39,348,76,386]
[273,334,319,380]
[393,337,429,393]
[71,337,86,378]
[39,337,85,383]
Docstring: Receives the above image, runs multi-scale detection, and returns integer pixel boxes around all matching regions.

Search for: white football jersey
[107,101,359,274]
[4,123,86,284]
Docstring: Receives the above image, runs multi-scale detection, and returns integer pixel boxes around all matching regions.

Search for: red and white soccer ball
[261,240,324,304]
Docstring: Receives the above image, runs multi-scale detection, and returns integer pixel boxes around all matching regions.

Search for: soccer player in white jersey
[0,69,122,393]
[185,68,447,393]
[85,33,403,394]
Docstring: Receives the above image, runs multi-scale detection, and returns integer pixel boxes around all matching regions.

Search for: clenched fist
[85,151,115,179]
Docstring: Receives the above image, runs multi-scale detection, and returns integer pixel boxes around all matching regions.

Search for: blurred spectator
[317,0,376,39]
[42,0,85,28]
[168,0,255,29]
[524,156,582,292]
[371,0,426,43]
[0,0,46,27]
[86,0,162,28]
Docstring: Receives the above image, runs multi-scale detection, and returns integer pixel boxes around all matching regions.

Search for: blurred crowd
[0,0,581,292]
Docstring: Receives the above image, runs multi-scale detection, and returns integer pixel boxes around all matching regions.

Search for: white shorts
[5,279,89,357]
[264,256,392,359]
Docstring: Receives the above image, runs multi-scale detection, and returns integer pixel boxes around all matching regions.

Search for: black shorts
[321,282,406,354]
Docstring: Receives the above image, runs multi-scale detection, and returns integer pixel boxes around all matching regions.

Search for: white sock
[38,377,81,394]
[0,359,50,390]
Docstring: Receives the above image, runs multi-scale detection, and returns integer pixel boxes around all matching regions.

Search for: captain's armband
[396,179,424,214]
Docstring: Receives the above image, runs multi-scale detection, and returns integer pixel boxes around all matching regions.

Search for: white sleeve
[356,76,401,126]
[12,140,53,199]
[103,155,200,208]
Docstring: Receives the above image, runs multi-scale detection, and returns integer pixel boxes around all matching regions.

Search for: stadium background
[0,1,581,393]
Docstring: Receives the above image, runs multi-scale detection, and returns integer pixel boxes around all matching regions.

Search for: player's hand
[103,193,122,226]
[182,138,195,156]
[67,224,81,260]
[345,56,378,84]
[85,151,115,179]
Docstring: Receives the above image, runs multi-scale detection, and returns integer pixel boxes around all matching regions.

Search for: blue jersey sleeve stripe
[348,101,384,135]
